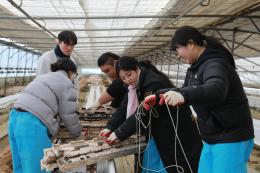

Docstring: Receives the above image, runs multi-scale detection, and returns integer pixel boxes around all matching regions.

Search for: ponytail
[204,36,235,67]
[139,60,173,86]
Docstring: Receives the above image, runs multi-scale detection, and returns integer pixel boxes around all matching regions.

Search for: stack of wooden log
[55,109,112,141]
[41,137,146,172]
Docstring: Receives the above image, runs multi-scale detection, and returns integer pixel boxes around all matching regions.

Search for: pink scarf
[126,85,139,118]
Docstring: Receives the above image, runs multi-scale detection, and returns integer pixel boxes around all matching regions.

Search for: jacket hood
[189,47,235,71]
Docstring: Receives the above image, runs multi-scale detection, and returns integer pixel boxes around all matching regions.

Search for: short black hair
[58,30,77,45]
[97,52,120,67]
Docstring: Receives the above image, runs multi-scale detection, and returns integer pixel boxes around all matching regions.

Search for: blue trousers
[8,109,52,173]
[142,138,167,173]
[198,139,254,173]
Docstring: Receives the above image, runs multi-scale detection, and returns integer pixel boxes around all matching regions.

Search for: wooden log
[41,137,146,172]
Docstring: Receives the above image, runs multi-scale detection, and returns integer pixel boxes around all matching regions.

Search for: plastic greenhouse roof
[0,0,174,66]
[0,0,259,86]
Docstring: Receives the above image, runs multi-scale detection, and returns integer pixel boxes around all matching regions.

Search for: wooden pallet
[41,137,146,172]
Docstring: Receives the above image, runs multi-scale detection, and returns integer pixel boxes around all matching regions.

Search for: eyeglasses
[74,72,78,79]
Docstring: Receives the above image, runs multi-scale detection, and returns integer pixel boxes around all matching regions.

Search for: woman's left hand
[163,91,185,106]
[143,95,156,110]
[104,132,119,145]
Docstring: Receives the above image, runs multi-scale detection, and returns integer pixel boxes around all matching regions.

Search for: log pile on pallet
[41,136,146,172]
[55,120,108,140]
[55,108,112,141]
[42,107,147,172]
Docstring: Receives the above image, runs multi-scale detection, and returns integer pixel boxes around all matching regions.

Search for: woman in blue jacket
[144,26,254,173]
[8,58,82,173]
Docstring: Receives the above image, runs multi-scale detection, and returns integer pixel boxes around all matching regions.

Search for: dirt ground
[0,125,12,173]
[1,81,260,172]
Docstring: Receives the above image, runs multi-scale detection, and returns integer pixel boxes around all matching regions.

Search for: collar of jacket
[189,47,234,72]
[136,67,148,91]
[57,70,69,77]
[54,45,70,58]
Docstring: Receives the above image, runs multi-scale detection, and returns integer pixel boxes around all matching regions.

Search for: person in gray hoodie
[8,58,82,173]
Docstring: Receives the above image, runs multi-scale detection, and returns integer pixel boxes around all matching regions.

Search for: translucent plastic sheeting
[0,0,173,66]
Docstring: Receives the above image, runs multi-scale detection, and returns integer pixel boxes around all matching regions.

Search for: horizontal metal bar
[0,35,173,39]
[0,40,41,55]
[1,27,258,35]
[237,70,260,73]
[75,47,151,49]
[0,14,259,20]
[29,46,150,50]
[74,45,157,48]
[10,41,165,44]
[0,27,166,31]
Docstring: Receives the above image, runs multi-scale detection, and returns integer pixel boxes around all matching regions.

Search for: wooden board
[41,137,146,172]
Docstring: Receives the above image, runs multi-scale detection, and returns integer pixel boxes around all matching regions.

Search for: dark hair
[139,60,171,81]
[116,56,173,86]
[171,26,235,67]
[58,30,77,45]
[97,52,120,67]
[116,56,139,77]
[50,58,77,73]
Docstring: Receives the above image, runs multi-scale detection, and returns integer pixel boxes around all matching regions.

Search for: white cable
[134,101,195,173]
[189,105,201,135]
[165,104,193,173]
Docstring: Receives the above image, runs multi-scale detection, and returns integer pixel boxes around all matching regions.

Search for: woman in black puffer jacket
[144,26,254,173]
[100,56,202,173]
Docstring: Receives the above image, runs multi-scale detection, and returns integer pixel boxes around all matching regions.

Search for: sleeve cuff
[106,124,115,131]
[114,128,127,141]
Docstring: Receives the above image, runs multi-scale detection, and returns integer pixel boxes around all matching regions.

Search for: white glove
[99,128,112,138]
[104,132,118,145]
[163,91,185,106]
[87,101,102,110]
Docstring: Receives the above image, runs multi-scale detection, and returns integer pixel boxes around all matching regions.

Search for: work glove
[99,128,112,138]
[163,91,185,106]
[104,132,119,145]
[143,93,168,111]
[143,95,156,111]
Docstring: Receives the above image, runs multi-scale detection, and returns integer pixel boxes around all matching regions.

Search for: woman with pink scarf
[99,56,202,173]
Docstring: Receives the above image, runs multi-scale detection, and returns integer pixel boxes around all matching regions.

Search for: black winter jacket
[106,68,202,173]
[178,47,254,144]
